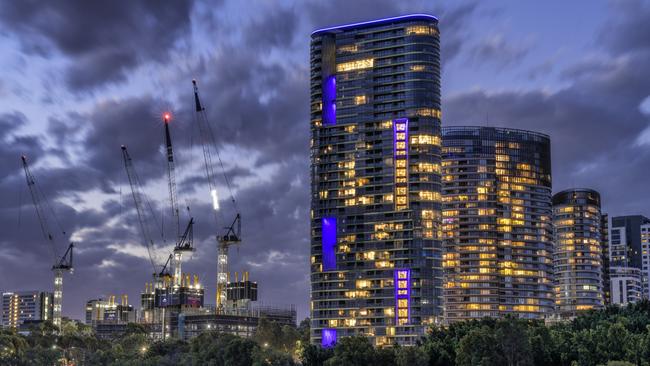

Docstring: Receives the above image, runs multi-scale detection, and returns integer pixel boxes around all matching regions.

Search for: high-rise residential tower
[552,188,605,316]
[310,14,442,347]
[610,215,650,300]
[441,127,554,322]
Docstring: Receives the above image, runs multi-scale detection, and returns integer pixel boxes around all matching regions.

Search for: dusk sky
[1,0,650,322]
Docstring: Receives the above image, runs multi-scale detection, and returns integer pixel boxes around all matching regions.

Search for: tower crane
[163,114,194,287]
[21,155,74,330]
[192,79,241,311]
[121,115,194,287]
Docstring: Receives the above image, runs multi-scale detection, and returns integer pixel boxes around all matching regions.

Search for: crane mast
[193,79,241,311]
[163,114,185,287]
[21,155,74,330]
[164,114,181,239]
[162,113,195,287]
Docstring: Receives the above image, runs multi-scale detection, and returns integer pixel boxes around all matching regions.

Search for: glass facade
[609,215,650,299]
[441,127,554,322]
[552,188,605,316]
[310,14,442,346]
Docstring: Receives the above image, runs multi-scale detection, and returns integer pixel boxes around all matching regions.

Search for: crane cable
[22,157,63,262]
[193,82,239,214]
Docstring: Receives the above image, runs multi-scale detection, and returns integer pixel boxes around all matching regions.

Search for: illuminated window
[354,95,367,105]
[419,191,440,201]
[356,280,370,289]
[406,25,438,35]
[414,108,442,118]
[338,44,358,53]
[336,58,374,72]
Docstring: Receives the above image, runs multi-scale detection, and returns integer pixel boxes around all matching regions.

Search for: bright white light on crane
[211,189,220,211]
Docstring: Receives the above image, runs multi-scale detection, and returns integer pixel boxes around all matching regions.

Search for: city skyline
[1,0,650,326]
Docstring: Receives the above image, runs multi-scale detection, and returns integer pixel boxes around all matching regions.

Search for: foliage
[3,304,650,365]
[254,317,301,354]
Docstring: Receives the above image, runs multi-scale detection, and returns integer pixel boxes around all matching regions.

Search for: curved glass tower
[552,188,605,316]
[441,126,554,322]
[310,14,442,346]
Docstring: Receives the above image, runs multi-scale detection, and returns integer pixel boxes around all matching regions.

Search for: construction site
[13,80,296,339]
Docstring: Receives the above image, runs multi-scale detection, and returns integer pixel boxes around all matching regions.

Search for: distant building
[441,127,554,322]
[610,215,650,299]
[1,291,53,329]
[86,295,136,325]
[610,266,642,305]
[177,304,297,341]
[552,189,604,316]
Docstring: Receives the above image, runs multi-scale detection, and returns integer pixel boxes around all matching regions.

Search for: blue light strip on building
[322,217,337,271]
[394,269,411,325]
[321,328,337,347]
[322,75,336,125]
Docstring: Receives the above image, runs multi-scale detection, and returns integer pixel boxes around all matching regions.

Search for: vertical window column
[394,118,409,211]
[395,269,411,325]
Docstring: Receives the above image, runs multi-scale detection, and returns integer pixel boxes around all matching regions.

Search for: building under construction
[116,80,295,341]
[137,270,295,340]
[85,295,139,339]
[139,274,205,339]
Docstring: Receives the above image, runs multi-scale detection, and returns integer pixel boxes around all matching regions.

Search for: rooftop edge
[311,14,438,36]
[442,126,551,140]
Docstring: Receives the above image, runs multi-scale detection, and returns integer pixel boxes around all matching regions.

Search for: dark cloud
[600,0,650,54]
[435,2,479,64]
[189,46,308,165]
[244,6,299,51]
[0,112,43,181]
[82,96,179,189]
[305,0,400,30]
[445,1,650,217]
[0,0,196,91]
[467,33,531,68]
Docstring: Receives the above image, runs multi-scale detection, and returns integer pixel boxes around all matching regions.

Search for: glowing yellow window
[336,58,374,72]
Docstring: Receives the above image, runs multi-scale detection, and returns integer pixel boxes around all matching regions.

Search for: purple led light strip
[322,217,337,271]
[312,14,438,36]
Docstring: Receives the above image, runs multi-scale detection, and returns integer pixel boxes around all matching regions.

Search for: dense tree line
[2,302,650,365]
